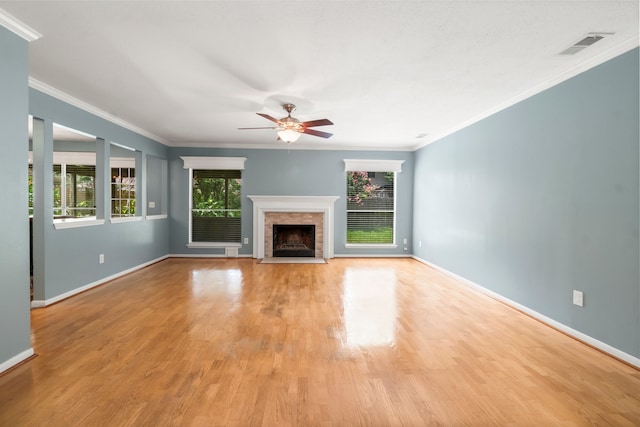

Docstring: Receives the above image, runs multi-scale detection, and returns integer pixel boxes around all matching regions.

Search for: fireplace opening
[273,224,315,257]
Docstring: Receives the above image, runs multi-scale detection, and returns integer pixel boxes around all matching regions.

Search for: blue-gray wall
[29,90,171,301]
[0,26,31,367]
[413,48,640,358]
[3,17,637,371]
[168,147,414,256]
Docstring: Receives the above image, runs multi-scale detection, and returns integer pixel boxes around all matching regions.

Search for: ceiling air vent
[559,33,612,55]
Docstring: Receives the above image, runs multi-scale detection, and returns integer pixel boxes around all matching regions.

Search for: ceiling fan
[238,103,333,143]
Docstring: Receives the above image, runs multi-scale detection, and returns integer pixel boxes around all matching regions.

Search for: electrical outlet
[244,237,249,244]
[573,290,584,307]
[148,201,155,208]
[99,254,104,264]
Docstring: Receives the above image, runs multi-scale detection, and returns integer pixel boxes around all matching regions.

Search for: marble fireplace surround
[248,196,339,259]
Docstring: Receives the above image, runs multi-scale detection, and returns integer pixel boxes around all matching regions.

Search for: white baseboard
[0,347,34,374]
[169,253,253,258]
[412,255,640,369]
[31,255,169,308]
[333,254,412,258]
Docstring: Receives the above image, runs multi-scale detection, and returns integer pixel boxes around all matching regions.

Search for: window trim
[52,162,97,221]
[145,214,168,221]
[344,159,403,248]
[110,143,140,219]
[110,216,142,224]
[181,156,246,170]
[110,162,137,219]
[53,218,105,230]
[343,159,404,173]
[183,157,246,245]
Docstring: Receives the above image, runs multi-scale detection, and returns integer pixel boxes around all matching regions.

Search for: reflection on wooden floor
[1,258,639,426]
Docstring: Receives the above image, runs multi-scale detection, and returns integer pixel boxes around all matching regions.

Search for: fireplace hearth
[273,224,315,257]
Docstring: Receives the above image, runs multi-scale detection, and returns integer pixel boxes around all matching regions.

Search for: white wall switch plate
[573,290,584,307]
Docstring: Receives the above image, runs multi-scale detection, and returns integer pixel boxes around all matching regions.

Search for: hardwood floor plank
[1,258,639,426]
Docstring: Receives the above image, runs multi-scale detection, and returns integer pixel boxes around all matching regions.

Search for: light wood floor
[1,258,639,426]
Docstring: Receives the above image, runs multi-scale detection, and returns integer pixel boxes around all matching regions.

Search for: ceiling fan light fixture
[277,129,301,143]
[240,103,333,142]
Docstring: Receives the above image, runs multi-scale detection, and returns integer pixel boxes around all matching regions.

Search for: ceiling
[2,1,638,151]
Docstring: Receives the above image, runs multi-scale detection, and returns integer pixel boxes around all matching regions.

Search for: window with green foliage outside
[191,169,242,243]
[346,171,395,244]
[53,164,96,218]
[111,167,136,217]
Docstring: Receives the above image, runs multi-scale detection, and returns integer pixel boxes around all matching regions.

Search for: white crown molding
[0,8,41,41]
[29,78,169,145]
[166,140,416,152]
[414,34,640,151]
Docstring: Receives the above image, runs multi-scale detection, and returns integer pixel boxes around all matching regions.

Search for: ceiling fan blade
[256,113,281,124]
[238,127,278,130]
[302,128,333,139]
[300,118,333,127]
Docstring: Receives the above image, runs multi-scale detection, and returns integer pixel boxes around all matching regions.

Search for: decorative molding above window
[343,159,404,172]
[110,157,135,168]
[52,152,96,165]
[181,156,247,170]
[0,9,42,41]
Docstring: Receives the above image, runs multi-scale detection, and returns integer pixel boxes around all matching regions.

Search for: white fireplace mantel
[248,195,339,259]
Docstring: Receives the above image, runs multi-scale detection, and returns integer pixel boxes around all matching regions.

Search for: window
[110,143,140,219]
[28,164,33,217]
[191,169,242,242]
[51,123,98,220]
[344,159,404,246]
[347,171,395,244]
[111,166,135,217]
[182,156,247,246]
[53,163,96,218]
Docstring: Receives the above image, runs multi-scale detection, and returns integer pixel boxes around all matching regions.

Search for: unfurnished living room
[1,1,639,426]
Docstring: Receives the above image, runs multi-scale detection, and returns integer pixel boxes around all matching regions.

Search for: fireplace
[248,196,339,259]
[273,224,315,257]
[265,212,323,258]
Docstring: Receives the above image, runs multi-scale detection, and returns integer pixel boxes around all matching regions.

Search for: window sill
[53,218,105,229]
[110,216,142,224]
[146,214,168,220]
[187,242,242,249]
[344,243,398,249]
